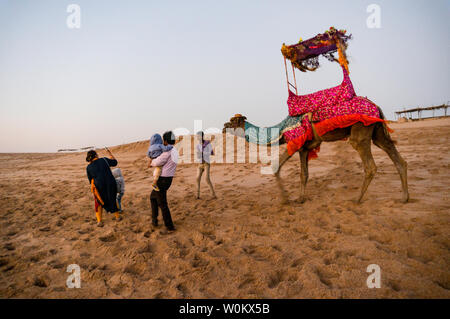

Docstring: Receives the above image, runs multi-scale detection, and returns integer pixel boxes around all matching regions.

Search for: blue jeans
[117,192,124,211]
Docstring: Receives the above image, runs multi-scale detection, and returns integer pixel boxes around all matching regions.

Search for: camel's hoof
[298,196,306,204]
[402,195,410,203]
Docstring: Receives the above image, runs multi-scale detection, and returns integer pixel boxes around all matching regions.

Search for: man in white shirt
[195,131,217,199]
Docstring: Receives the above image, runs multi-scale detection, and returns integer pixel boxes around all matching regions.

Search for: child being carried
[147,133,173,191]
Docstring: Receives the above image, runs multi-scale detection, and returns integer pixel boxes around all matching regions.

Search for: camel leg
[271,146,291,174]
[372,124,409,203]
[349,124,377,203]
[273,147,292,204]
[298,148,309,203]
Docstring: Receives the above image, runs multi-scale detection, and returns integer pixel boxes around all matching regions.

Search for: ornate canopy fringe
[281,27,351,73]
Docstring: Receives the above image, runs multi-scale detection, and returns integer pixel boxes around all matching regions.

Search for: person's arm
[147,157,152,168]
[87,167,93,183]
[105,157,118,167]
[150,151,170,167]
[105,148,118,166]
[207,143,214,156]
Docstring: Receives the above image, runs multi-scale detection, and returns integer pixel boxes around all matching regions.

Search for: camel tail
[376,106,397,144]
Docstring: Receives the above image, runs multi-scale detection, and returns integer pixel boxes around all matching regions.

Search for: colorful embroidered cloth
[282,66,385,156]
[287,66,356,117]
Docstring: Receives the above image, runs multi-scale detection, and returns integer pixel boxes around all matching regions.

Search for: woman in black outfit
[86,149,121,227]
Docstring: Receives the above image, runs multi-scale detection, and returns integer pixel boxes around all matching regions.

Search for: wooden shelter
[395,103,449,120]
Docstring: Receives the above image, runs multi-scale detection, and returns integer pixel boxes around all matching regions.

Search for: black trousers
[150,176,174,230]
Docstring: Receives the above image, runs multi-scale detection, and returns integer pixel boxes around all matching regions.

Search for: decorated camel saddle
[223,27,387,157]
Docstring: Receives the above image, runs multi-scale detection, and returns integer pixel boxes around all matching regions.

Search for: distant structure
[395,103,449,121]
[57,146,95,153]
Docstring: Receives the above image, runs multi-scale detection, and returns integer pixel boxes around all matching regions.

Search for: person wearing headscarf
[86,149,121,227]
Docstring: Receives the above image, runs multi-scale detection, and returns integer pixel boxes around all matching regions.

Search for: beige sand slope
[0,118,449,298]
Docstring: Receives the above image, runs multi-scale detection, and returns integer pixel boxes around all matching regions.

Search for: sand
[0,118,449,298]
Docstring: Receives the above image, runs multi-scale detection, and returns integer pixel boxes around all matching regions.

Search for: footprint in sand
[78,228,93,235]
[47,260,64,269]
[99,233,117,242]
[143,230,152,238]
[267,270,286,289]
[6,230,18,237]
[137,243,154,254]
[4,243,15,251]
[238,274,255,289]
[0,258,9,267]
[33,276,49,288]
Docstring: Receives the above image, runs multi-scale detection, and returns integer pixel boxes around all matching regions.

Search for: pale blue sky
[0,0,449,152]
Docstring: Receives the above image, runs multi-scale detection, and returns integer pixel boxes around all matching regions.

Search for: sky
[0,0,449,152]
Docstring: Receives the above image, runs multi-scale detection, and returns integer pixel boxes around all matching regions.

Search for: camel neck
[244,115,304,145]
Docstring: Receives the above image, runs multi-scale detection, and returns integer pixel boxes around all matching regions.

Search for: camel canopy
[281,27,352,94]
[281,27,351,73]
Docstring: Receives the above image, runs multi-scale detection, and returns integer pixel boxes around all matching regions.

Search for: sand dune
[0,118,449,298]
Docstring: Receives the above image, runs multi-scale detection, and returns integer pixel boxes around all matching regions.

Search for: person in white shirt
[195,131,217,199]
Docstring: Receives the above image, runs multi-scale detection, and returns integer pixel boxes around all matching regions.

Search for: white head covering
[112,168,122,178]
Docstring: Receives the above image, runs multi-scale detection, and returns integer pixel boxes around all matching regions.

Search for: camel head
[222,114,247,133]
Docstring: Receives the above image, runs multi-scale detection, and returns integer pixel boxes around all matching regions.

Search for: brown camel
[224,111,409,204]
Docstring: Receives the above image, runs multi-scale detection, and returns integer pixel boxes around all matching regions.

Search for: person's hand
[147,158,152,168]
[108,150,115,160]
[306,112,313,121]
[105,147,115,160]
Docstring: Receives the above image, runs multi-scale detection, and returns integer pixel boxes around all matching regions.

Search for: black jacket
[87,157,119,213]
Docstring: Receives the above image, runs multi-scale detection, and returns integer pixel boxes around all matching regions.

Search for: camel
[224,111,409,204]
